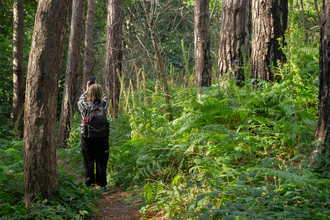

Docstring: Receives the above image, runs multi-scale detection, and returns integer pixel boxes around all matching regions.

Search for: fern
[144,181,160,204]
[254,168,330,191]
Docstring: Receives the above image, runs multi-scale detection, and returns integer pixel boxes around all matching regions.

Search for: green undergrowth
[0,139,99,219]
[120,79,330,219]
[63,75,330,219]
[60,23,329,219]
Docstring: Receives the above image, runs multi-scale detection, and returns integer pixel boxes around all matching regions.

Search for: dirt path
[58,153,142,219]
[90,189,141,220]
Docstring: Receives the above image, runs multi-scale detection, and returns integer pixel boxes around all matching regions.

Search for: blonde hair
[87,84,103,102]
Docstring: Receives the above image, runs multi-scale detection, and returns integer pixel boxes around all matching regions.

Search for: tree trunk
[218,0,251,83]
[24,0,70,204]
[313,0,330,157]
[11,0,24,135]
[82,0,95,92]
[314,0,321,28]
[296,0,303,28]
[141,0,173,121]
[299,0,307,42]
[57,0,86,148]
[105,0,123,119]
[195,0,211,94]
[251,0,288,82]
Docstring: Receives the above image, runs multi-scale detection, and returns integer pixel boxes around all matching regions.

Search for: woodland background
[1,0,330,219]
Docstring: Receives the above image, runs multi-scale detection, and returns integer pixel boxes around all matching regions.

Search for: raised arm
[77,92,89,113]
[102,92,109,113]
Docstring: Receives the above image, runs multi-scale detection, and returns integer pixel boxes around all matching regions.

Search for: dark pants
[81,134,109,187]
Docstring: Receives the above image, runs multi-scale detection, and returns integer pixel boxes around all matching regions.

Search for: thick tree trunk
[195,0,211,94]
[314,0,330,156]
[82,0,95,92]
[105,0,123,119]
[57,0,85,148]
[141,0,173,121]
[11,0,24,134]
[251,0,288,82]
[218,0,251,83]
[24,0,69,204]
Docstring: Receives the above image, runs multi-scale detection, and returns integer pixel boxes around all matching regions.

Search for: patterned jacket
[77,92,109,134]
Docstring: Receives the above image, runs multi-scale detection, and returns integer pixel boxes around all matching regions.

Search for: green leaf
[15,205,27,215]
[217,208,231,213]
[224,215,236,220]
[2,193,12,202]
[186,182,194,188]
[284,104,294,117]
[198,213,210,220]
[249,171,256,178]
[300,111,316,121]
[1,205,15,215]
[239,111,247,121]
[239,174,248,181]
[244,197,254,202]
[302,117,317,130]
[189,201,196,210]
[171,174,181,186]
[197,193,207,201]
[286,129,297,147]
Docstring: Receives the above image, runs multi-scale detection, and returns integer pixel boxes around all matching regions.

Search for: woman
[77,81,109,188]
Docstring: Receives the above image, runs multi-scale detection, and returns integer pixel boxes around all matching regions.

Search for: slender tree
[82,0,96,92]
[23,0,70,204]
[300,0,308,42]
[313,0,330,157]
[141,0,173,121]
[195,0,211,94]
[313,0,321,27]
[105,0,123,119]
[11,0,24,134]
[251,0,288,82]
[57,0,86,147]
[218,0,251,83]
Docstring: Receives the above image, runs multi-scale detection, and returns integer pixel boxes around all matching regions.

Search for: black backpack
[83,101,109,138]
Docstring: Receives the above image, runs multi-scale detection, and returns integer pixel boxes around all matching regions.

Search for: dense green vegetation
[0,139,99,219]
[61,24,329,219]
[1,0,329,219]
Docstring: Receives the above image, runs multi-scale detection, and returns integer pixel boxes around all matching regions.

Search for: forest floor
[89,188,141,220]
[90,188,168,220]
[58,154,142,220]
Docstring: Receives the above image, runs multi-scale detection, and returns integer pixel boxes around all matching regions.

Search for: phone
[90,77,96,85]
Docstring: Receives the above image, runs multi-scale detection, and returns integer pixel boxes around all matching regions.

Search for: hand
[86,81,90,92]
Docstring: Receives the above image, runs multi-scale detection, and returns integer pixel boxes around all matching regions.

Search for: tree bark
[218,0,251,83]
[251,0,288,82]
[82,0,95,92]
[195,0,211,94]
[141,0,173,121]
[57,0,86,148]
[313,0,330,156]
[11,0,24,135]
[23,0,70,204]
[105,0,123,119]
